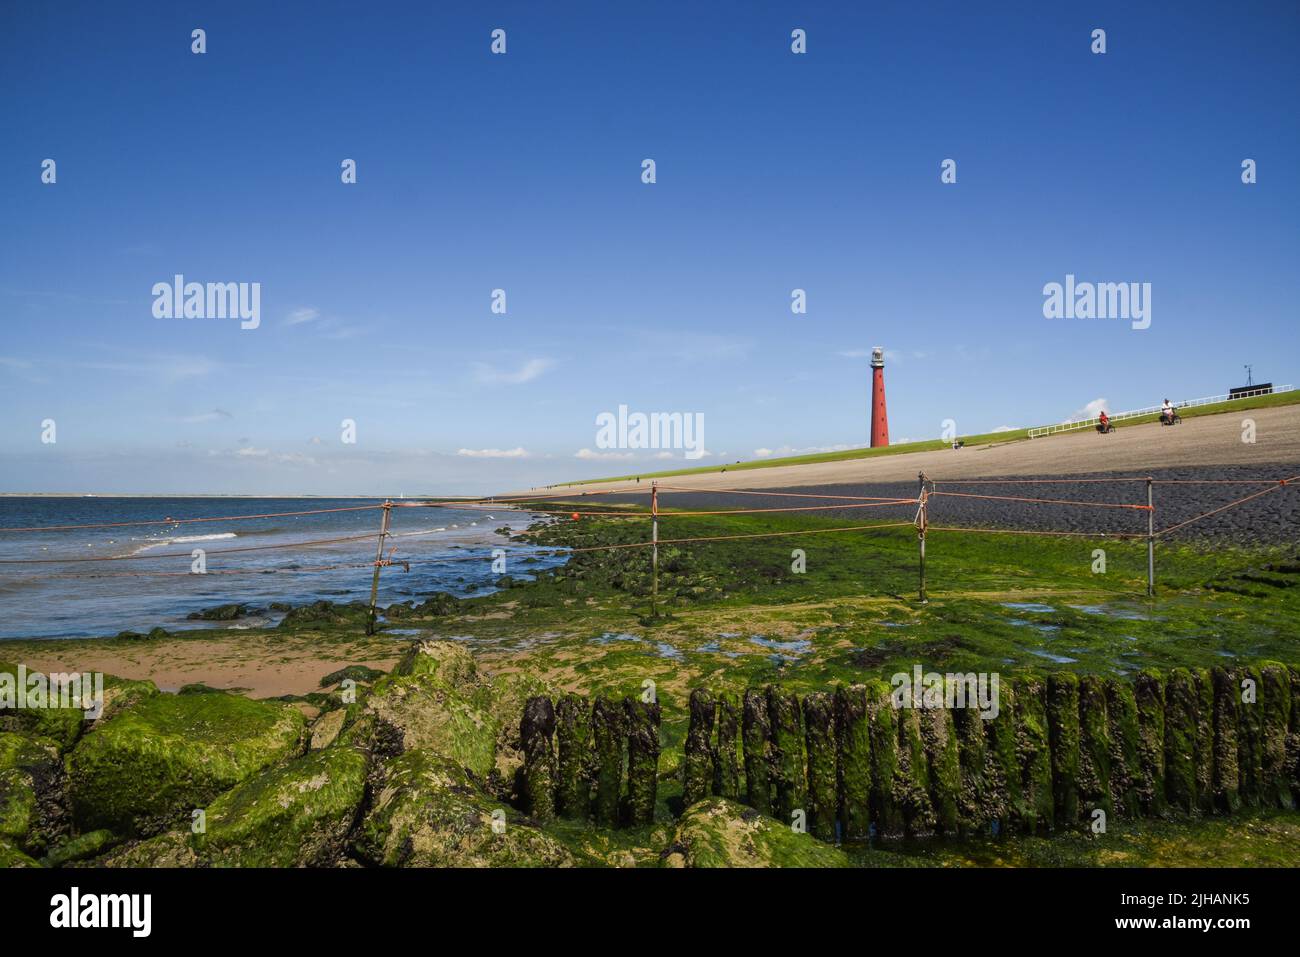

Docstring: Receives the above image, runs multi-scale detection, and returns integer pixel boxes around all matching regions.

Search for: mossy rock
[96,676,160,724]
[0,732,68,855]
[0,838,39,868]
[354,673,497,779]
[309,709,348,750]
[390,639,477,687]
[352,749,580,867]
[319,664,385,688]
[0,662,87,752]
[42,829,121,868]
[67,692,307,836]
[99,830,199,868]
[278,600,370,629]
[195,745,369,867]
[663,797,851,868]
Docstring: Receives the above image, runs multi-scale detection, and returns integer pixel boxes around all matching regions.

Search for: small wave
[128,532,237,555]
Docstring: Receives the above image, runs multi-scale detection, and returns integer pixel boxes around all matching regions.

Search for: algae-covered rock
[309,709,347,750]
[984,681,1022,833]
[99,830,199,868]
[0,731,67,855]
[0,837,39,868]
[664,797,850,868]
[67,691,307,836]
[42,829,121,868]
[319,664,385,688]
[390,639,477,687]
[1193,669,1215,814]
[353,748,579,867]
[355,672,497,779]
[195,745,368,867]
[0,662,87,752]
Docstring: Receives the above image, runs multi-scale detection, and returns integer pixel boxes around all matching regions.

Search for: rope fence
[0,472,1295,627]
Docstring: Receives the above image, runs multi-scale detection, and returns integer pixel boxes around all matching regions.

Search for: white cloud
[178,408,233,424]
[473,358,555,386]
[456,447,529,459]
[574,448,634,460]
[990,425,1018,433]
[753,442,864,458]
[1070,398,1108,422]
[285,307,321,325]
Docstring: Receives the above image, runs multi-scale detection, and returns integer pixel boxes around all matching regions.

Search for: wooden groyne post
[365,500,393,636]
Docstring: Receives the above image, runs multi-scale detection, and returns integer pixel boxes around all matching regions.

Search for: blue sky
[1,1,1297,495]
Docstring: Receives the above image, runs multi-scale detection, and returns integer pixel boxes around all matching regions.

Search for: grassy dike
[1,507,1298,867]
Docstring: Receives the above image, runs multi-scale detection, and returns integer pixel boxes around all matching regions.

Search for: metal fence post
[366,500,393,635]
[917,472,928,604]
[1146,478,1155,598]
[651,481,659,617]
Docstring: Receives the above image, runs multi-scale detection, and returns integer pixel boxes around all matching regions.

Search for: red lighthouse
[870,346,889,447]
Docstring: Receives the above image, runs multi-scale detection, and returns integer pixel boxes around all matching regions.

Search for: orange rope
[655,484,919,502]
[1156,477,1296,537]
[929,525,1147,539]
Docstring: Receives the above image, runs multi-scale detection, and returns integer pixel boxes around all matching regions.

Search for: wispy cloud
[285,307,321,325]
[456,447,530,458]
[1070,398,1108,422]
[473,357,555,386]
[178,409,233,424]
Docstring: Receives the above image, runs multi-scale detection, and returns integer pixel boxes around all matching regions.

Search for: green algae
[591,696,624,826]
[624,698,661,826]
[801,691,837,841]
[353,748,580,867]
[1076,674,1112,822]
[555,693,593,819]
[835,684,872,840]
[1134,670,1167,816]
[1257,662,1292,809]
[741,687,772,815]
[921,696,961,835]
[683,687,715,807]
[357,672,497,779]
[1046,672,1080,827]
[67,691,306,837]
[1211,667,1241,813]
[196,744,368,867]
[1014,676,1054,832]
[712,690,740,799]
[895,706,934,835]
[665,796,850,868]
[520,696,557,822]
[767,687,805,824]
[866,679,903,837]
[1163,668,1199,813]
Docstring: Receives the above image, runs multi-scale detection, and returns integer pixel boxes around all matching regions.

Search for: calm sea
[0,497,563,639]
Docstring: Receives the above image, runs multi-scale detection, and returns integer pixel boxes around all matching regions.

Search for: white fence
[1027,386,1294,439]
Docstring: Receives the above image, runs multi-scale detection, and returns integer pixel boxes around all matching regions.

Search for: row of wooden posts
[518,663,1297,838]
[519,694,662,827]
